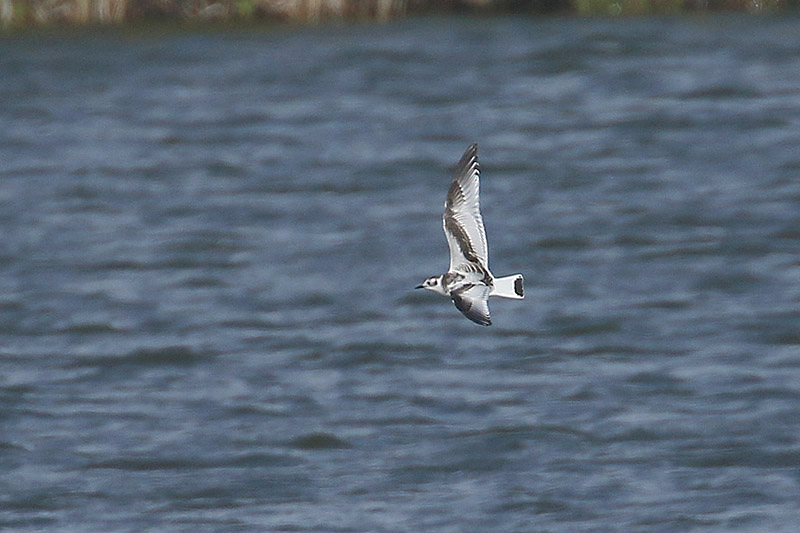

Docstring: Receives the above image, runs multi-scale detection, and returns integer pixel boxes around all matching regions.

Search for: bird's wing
[451,283,491,326]
[443,143,489,272]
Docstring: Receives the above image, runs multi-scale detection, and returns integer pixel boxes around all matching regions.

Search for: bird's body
[417,143,524,326]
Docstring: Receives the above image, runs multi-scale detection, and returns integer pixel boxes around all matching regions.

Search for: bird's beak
[415,284,424,289]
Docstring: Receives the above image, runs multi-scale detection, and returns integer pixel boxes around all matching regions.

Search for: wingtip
[467,315,492,326]
[452,143,480,183]
[472,316,492,326]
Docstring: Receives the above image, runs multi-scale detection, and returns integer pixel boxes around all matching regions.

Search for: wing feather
[443,143,489,271]
[451,283,491,326]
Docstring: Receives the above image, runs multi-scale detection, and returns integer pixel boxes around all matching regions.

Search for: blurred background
[1,0,799,26]
[2,5,800,532]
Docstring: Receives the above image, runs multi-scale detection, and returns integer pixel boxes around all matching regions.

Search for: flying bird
[416,143,524,325]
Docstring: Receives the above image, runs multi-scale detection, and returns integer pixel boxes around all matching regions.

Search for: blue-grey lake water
[2,14,800,531]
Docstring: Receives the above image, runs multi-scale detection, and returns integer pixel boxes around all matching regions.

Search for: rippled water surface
[2,15,800,531]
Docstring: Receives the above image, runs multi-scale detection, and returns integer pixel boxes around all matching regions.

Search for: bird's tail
[491,274,524,299]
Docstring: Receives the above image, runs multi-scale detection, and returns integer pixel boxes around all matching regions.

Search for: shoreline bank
[1,0,795,29]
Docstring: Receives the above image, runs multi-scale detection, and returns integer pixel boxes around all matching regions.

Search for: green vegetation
[235,0,256,17]
[0,0,795,29]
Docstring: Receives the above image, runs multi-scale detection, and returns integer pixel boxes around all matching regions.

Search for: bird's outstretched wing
[443,143,489,272]
[451,283,491,326]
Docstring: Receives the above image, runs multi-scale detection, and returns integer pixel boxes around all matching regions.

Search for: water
[2,14,800,531]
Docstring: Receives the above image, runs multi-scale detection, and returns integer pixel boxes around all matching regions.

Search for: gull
[416,143,524,326]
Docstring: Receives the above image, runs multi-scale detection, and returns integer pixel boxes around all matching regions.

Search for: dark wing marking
[443,143,489,271]
[451,283,491,326]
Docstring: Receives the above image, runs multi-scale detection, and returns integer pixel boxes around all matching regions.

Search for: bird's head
[416,275,446,295]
